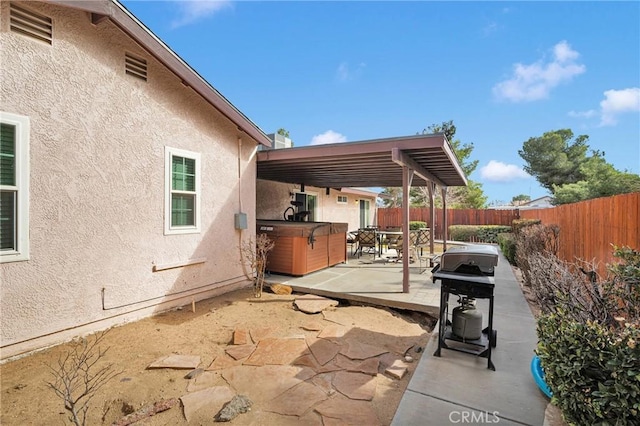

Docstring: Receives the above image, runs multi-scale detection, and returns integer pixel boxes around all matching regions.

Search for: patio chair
[414,228,431,256]
[347,232,358,256]
[355,228,377,259]
[410,229,430,272]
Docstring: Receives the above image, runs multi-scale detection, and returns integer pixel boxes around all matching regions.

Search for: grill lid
[438,245,499,275]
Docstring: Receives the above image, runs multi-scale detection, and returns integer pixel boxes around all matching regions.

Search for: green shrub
[532,247,640,425]
[537,313,640,425]
[409,221,428,230]
[448,225,511,243]
[497,233,516,265]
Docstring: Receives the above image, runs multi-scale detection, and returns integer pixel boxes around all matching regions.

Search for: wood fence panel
[377,193,639,276]
[520,192,640,277]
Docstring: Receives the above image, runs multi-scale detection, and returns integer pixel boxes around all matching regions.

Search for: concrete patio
[265,245,552,426]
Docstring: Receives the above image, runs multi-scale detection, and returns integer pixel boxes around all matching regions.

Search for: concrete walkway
[265,246,550,426]
[391,249,549,426]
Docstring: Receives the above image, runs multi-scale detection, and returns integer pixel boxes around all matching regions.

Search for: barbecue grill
[432,245,499,370]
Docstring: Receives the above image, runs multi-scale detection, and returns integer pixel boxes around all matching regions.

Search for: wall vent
[125,53,148,81]
[10,3,53,45]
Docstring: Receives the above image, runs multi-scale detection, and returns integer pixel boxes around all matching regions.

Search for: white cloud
[171,0,231,28]
[480,160,530,182]
[492,40,585,102]
[568,109,597,119]
[336,62,366,82]
[599,88,640,126]
[310,130,347,145]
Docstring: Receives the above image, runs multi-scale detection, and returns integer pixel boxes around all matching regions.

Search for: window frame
[164,146,201,235]
[0,112,30,263]
[337,195,348,204]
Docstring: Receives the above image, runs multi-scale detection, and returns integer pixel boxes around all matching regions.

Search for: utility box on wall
[235,212,248,230]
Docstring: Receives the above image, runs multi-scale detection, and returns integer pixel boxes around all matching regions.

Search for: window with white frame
[164,147,201,235]
[337,195,348,204]
[0,112,30,262]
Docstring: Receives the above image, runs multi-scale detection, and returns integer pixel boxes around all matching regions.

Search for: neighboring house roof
[46,0,271,148]
[257,134,467,189]
[522,195,553,207]
[339,188,379,197]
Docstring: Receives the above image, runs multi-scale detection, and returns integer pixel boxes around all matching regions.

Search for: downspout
[238,136,253,281]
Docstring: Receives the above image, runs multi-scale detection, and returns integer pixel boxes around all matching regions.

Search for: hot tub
[257,220,348,276]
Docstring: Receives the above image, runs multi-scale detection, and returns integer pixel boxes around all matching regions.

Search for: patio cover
[257,133,468,292]
[257,134,466,188]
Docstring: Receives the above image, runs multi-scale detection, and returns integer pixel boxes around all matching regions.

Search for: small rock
[214,395,253,422]
[404,355,414,363]
[414,346,423,353]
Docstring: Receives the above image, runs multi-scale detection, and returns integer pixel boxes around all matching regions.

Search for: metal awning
[257,133,468,294]
[256,133,467,189]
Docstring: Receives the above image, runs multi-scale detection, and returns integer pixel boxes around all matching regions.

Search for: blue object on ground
[531,355,553,398]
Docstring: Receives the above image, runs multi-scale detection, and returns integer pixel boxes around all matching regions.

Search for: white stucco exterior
[0,2,261,360]
[256,179,377,231]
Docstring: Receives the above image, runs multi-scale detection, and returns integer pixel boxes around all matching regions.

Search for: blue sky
[121,0,640,205]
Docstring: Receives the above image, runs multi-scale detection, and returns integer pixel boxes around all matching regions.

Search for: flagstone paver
[317,324,347,340]
[335,354,379,375]
[250,327,274,342]
[340,340,388,360]
[315,396,382,425]
[225,344,256,360]
[301,321,325,331]
[333,371,377,400]
[206,353,241,371]
[180,386,235,422]
[244,337,308,366]
[221,365,316,402]
[265,381,329,416]
[306,337,342,365]
[147,354,201,369]
[233,328,249,345]
[294,294,339,314]
[186,371,220,392]
[385,359,408,379]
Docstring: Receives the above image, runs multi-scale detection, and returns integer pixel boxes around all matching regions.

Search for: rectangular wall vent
[10,3,52,45]
[125,53,148,81]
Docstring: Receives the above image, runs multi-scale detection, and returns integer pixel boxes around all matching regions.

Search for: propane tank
[452,297,483,340]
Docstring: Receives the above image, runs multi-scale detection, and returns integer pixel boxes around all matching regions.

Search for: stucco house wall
[0,1,261,360]
[256,179,377,231]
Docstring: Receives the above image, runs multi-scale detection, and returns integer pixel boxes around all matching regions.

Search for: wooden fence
[376,207,519,241]
[377,192,639,278]
[520,192,640,278]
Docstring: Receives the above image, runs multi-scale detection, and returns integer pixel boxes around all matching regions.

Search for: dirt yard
[1,287,435,425]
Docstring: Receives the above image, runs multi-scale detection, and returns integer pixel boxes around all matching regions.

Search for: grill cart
[432,245,499,371]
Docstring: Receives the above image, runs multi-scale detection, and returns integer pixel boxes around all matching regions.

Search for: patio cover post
[441,186,448,251]
[402,165,413,293]
[427,181,436,260]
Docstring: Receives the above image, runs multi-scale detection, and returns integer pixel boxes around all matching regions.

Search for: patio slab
[265,252,441,316]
